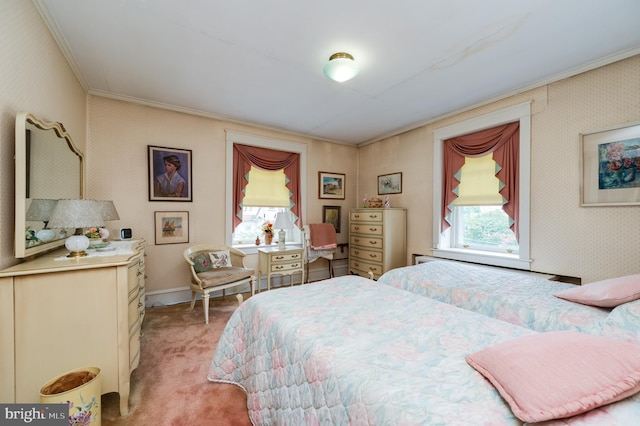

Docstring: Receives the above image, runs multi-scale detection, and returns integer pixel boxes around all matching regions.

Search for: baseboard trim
[145,261,349,307]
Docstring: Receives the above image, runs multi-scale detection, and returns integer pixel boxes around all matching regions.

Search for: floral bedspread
[208,275,640,425]
[377,261,608,335]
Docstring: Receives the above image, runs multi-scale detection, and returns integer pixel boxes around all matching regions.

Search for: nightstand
[257,246,305,291]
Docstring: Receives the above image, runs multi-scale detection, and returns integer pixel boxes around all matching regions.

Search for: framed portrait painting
[154,211,189,245]
[581,123,640,206]
[378,172,402,195]
[148,145,192,202]
[322,205,341,233]
[319,172,345,199]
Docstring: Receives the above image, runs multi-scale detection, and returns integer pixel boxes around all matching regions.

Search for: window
[433,103,531,270]
[225,131,307,252]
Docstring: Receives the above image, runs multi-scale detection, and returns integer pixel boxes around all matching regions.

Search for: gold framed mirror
[15,112,84,258]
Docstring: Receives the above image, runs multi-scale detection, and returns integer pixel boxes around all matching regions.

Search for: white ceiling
[36,0,640,146]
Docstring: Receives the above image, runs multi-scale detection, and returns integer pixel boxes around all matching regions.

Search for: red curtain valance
[442,122,520,240]
[233,144,301,231]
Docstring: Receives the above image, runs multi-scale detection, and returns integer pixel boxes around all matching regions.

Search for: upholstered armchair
[183,244,255,324]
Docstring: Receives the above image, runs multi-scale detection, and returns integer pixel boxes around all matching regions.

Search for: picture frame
[581,123,640,206]
[318,171,345,199]
[322,205,341,233]
[148,145,192,202]
[378,172,402,195]
[154,211,189,245]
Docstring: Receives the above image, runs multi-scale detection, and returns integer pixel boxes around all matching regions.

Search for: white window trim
[225,130,307,255]
[432,102,531,270]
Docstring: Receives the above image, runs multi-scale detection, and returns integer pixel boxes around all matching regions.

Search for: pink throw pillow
[554,274,640,308]
[466,331,640,423]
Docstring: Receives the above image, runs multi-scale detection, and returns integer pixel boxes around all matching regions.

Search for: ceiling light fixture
[323,52,359,82]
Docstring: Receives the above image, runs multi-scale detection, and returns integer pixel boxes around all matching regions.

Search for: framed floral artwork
[154,211,189,245]
[148,145,192,202]
[319,172,345,199]
[581,123,640,206]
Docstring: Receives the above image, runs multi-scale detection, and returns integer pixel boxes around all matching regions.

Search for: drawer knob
[369,254,378,258]
[275,265,284,270]
[369,240,378,245]
[369,227,377,232]
[275,256,284,260]
[354,226,360,230]
[354,250,360,255]
[292,254,299,258]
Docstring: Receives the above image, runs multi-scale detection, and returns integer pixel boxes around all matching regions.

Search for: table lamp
[97,200,120,239]
[274,212,294,250]
[26,199,58,242]
[47,199,104,257]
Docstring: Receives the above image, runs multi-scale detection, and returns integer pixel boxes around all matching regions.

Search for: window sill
[431,248,532,270]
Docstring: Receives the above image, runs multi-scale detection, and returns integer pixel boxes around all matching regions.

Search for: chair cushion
[197,267,254,288]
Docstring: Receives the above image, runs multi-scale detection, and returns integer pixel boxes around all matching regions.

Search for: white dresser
[349,208,407,279]
[0,240,146,416]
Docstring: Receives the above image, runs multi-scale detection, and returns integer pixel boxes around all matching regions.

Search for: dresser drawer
[350,223,383,236]
[349,259,383,279]
[271,261,302,273]
[270,252,302,263]
[350,247,383,264]
[350,210,384,223]
[350,235,383,249]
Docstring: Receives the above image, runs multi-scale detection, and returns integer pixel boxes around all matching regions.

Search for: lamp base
[278,229,286,250]
[65,235,90,258]
[67,250,89,258]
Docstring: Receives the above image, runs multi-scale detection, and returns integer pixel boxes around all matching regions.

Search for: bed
[377,260,609,334]
[208,275,640,425]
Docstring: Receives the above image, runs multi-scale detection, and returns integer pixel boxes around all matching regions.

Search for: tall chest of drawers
[349,208,407,279]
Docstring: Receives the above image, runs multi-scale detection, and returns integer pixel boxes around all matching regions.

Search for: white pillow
[209,250,231,268]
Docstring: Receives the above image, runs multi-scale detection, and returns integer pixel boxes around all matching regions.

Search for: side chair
[183,244,255,324]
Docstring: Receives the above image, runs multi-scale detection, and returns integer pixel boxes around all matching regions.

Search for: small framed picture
[378,172,402,195]
[322,205,341,233]
[581,123,640,206]
[319,171,345,199]
[148,145,192,202]
[154,211,189,245]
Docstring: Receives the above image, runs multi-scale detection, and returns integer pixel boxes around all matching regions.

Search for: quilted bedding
[208,275,640,425]
[377,261,608,334]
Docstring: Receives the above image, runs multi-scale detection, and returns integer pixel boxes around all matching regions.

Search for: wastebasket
[40,366,102,426]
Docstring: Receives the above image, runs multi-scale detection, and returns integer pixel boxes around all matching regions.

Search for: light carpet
[101,295,252,425]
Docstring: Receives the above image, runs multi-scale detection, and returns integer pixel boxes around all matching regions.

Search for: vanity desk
[0,240,146,416]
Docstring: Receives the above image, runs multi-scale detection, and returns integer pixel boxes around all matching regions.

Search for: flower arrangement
[262,221,274,236]
[85,227,109,240]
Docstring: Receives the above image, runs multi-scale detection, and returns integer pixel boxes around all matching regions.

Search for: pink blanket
[309,223,337,250]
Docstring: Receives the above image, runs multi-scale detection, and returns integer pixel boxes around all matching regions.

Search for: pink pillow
[466,331,640,423]
[554,274,640,308]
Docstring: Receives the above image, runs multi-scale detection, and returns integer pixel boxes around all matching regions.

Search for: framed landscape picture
[154,211,189,245]
[378,172,402,195]
[319,171,345,199]
[148,145,192,202]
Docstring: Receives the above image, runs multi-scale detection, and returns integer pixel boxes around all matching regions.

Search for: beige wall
[0,2,86,270]
[3,1,638,289]
[86,96,357,294]
[359,55,640,283]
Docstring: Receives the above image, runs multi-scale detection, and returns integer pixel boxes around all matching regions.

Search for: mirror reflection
[15,112,83,258]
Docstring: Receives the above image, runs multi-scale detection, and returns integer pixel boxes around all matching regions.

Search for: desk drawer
[270,252,302,262]
[271,261,302,273]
